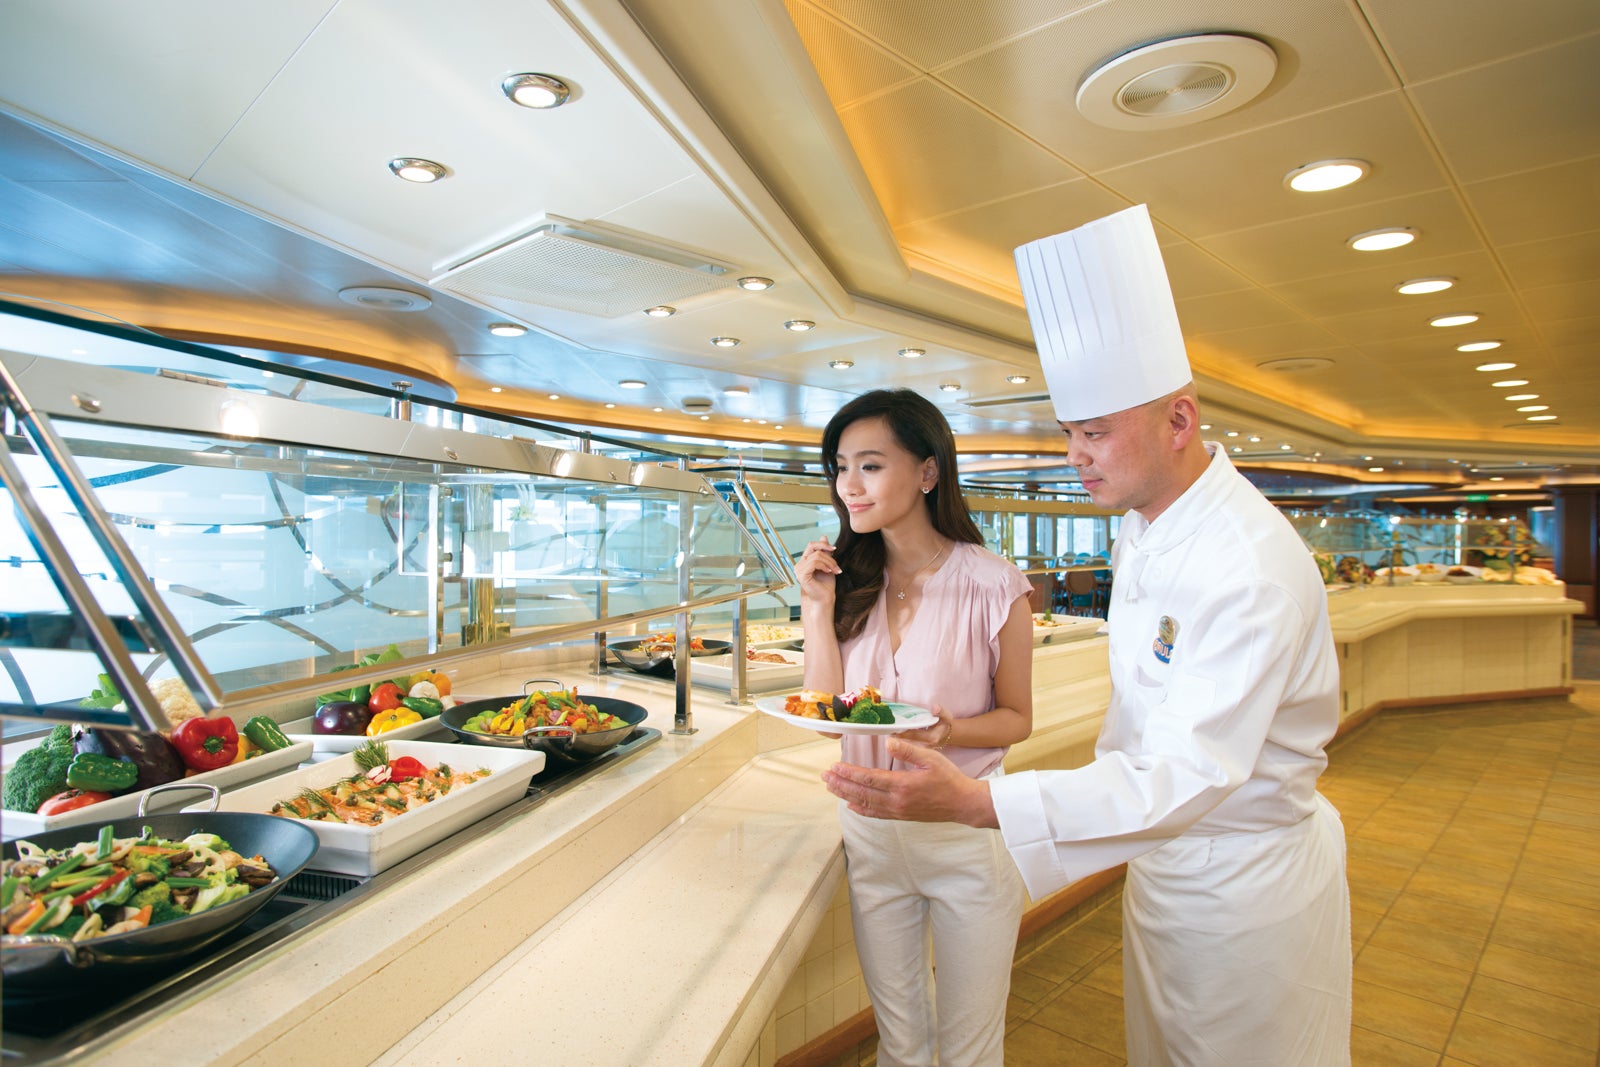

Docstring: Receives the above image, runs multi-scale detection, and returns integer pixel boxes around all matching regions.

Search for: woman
[795,388,1033,1067]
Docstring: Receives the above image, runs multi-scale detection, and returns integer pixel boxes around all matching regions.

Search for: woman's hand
[795,536,840,608]
[897,705,953,749]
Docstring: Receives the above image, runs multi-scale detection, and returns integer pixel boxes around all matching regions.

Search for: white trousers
[1122,793,1353,1067]
[840,798,1026,1067]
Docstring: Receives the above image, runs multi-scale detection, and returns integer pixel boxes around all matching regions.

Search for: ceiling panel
[804,0,1098,70]
[1265,250,1505,318]
[1098,94,1448,238]
[1409,33,1600,185]
[780,1,918,106]
[1495,230,1600,289]
[1361,0,1600,83]
[0,1,336,176]
[1520,278,1600,323]
[937,0,1395,176]
[1174,288,1302,336]
[1196,188,1483,285]
[1462,157,1600,246]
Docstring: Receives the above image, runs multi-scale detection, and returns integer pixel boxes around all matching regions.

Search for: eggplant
[313,701,373,735]
[73,727,186,793]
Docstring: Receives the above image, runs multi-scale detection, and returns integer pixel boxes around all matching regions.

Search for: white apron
[1122,795,1351,1066]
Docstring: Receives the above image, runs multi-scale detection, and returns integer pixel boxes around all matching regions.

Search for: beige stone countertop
[1324,583,1581,643]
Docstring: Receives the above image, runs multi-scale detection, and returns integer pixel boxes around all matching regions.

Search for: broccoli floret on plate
[2,725,77,813]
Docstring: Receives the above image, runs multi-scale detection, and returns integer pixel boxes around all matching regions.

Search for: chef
[822,204,1353,1066]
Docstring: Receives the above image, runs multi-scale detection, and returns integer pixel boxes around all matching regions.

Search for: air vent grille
[432,216,737,318]
[1118,64,1231,117]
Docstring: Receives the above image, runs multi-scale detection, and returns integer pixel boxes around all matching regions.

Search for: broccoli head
[2,725,77,813]
[130,881,173,909]
[147,898,188,926]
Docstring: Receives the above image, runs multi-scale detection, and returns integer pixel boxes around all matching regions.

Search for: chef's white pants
[840,797,1026,1067]
[1122,793,1352,1066]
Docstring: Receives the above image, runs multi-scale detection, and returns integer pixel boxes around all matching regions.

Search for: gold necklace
[890,542,947,601]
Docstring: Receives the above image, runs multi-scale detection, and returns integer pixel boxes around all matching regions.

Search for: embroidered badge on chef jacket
[1152,615,1178,664]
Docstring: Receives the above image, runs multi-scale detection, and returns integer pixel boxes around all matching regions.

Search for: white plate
[694,650,805,692]
[1030,614,1105,645]
[2,740,313,839]
[752,695,937,736]
[743,624,805,648]
[282,710,450,753]
[189,740,543,877]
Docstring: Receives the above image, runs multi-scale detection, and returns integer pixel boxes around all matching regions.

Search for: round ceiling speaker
[1077,34,1278,130]
[337,286,432,311]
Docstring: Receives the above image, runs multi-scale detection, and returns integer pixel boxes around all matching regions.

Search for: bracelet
[934,721,954,750]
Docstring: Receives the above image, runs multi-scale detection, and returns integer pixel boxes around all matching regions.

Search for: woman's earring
[921,486,931,495]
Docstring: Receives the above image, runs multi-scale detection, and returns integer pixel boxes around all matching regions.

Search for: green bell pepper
[64,753,140,793]
[242,716,292,752]
[400,696,443,719]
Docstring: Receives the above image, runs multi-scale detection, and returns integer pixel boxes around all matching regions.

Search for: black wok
[2,807,319,998]
[441,689,648,764]
[607,636,730,678]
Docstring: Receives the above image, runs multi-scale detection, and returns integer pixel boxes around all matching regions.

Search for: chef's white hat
[1014,204,1192,422]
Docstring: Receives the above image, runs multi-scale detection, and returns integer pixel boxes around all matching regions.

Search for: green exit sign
[1466,493,1490,502]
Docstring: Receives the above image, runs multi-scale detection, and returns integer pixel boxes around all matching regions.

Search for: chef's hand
[794,536,840,609]
[896,705,953,748]
[823,739,999,828]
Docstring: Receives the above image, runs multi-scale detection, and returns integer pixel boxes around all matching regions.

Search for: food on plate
[1033,613,1064,628]
[783,685,894,725]
[747,649,793,664]
[638,633,706,657]
[1513,566,1559,586]
[170,716,240,772]
[1446,567,1475,578]
[313,700,374,736]
[73,725,187,792]
[464,687,626,738]
[266,740,490,826]
[746,624,801,643]
[1,824,282,942]
[3,725,80,813]
[1334,556,1370,584]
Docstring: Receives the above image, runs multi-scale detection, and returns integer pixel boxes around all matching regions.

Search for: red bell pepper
[368,682,405,714]
[70,868,130,907]
[170,716,240,771]
[387,756,427,781]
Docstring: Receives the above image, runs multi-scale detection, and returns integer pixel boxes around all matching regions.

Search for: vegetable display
[266,740,489,826]
[74,726,187,792]
[314,644,404,707]
[242,716,293,753]
[313,701,374,736]
[170,717,240,772]
[2,725,77,813]
[1,825,282,944]
[463,687,624,738]
[64,752,140,793]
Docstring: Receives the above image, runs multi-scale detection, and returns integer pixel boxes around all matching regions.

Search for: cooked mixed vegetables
[1,824,281,943]
[267,740,490,826]
[463,687,625,738]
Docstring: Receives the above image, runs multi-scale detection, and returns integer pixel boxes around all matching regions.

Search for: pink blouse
[839,542,1032,777]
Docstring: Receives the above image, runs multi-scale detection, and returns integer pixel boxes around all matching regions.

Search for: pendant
[896,590,906,600]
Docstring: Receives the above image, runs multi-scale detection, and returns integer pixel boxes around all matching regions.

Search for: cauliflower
[150,677,204,728]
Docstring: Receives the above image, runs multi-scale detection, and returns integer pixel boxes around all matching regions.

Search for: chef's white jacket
[992,444,1340,895]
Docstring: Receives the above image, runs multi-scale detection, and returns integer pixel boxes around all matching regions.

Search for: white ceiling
[0,0,1595,492]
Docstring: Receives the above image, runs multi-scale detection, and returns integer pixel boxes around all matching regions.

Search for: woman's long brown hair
[821,389,984,642]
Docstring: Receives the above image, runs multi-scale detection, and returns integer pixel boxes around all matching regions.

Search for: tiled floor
[823,680,1600,1065]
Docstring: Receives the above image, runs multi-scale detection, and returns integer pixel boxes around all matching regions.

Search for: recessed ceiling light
[1430,313,1479,327]
[829,359,854,369]
[604,403,615,409]
[619,380,646,389]
[939,382,960,392]
[387,157,449,183]
[1475,362,1516,372]
[1396,276,1454,295]
[1457,340,1501,352]
[757,419,767,425]
[1200,423,1211,430]
[699,414,711,420]
[490,386,503,393]
[1517,404,1549,412]
[644,305,676,318]
[737,276,774,291]
[1347,227,1415,251]
[1368,467,1385,473]
[784,319,815,331]
[1362,455,1373,461]
[548,393,560,400]
[1527,414,1558,421]
[723,385,750,396]
[1231,446,1243,453]
[774,424,784,429]
[501,73,573,109]
[1225,431,1239,437]
[487,322,527,337]
[338,286,431,311]
[710,337,740,347]
[1489,476,1504,482]
[742,418,751,423]
[1006,374,1031,384]
[652,406,663,412]
[1280,443,1293,450]
[1284,159,1369,192]
[1492,379,1529,387]
[898,347,925,359]
[1504,393,1539,401]
[1247,435,1261,443]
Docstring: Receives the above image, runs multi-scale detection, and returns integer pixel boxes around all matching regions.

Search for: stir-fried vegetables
[464,687,624,738]
[0,825,281,944]
[267,740,490,827]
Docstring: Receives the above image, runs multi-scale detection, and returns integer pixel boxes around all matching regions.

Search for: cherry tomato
[37,789,112,815]
[387,756,428,781]
[368,682,405,713]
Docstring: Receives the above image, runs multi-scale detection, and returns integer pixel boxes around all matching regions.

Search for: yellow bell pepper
[367,707,424,736]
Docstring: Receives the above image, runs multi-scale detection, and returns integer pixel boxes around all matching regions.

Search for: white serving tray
[191,740,543,876]
[693,649,806,692]
[1031,614,1105,646]
[281,710,450,753]
[2,740,313,840]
